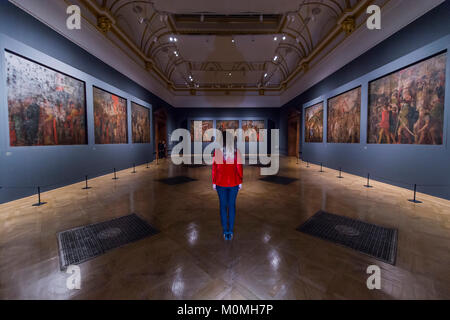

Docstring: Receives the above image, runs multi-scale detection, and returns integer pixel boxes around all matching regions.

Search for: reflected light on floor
[171,267,185,297]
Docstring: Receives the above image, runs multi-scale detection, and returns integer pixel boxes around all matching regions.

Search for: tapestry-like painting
[216,120,239,138]
[190,120,214,142]
[368,52,446,145]
[305,102,323,143]
[242,120,265,142]
[93,86,128,144]
[327,87,361,143]
[6,51,87,146]
[131,102,150,143]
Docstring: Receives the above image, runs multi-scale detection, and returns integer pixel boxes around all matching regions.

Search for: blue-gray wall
[280,1,450,200]
[0,1,175,203]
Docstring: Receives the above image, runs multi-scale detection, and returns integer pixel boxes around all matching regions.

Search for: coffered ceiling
[10,0,446,107]
[81,0,372,94]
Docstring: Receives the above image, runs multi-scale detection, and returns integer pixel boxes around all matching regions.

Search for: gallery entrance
[154,108,167,161]
[288,109,301,159]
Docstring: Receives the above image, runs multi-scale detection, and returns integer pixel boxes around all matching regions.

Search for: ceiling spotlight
[174,51,179,57]
[138,17,144,24]
[273,36,278,41]
[169,36,173,42]
[273,56,278,62]
[264,73,268,78]
[282,35,286,41]
[174,37,178,42]
[228,72,232,76]
[231,36,235,43]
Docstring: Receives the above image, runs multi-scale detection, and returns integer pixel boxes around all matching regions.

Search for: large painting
[216,120,239,138]
[131,102,150,143]
[93,86,128,144]
[190,120,214,142]
[368,52,446,145]
[305,102,323,143]
[327,87,361,143]
[242,120,265,142]
[6,51,87,146]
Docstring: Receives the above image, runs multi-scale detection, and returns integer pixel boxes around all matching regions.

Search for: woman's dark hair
[222,130,236,150]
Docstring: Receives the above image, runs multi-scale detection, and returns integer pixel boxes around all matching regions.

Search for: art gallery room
[0,0,450,306]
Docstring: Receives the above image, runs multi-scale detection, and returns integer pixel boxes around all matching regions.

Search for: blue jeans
[216,186,239,233]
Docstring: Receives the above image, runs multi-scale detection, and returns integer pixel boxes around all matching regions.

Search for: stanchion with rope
[408,184,422,203]
[337,167,343,179]
[113,168,119,180]
[82,175,91,190]
[319,163,324,173]
[364,173,373,188]
[32,186,47,207]
[132,163,136,174]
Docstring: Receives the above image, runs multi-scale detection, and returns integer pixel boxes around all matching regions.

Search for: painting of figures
[6,51,87,146]
[327,87,361,143]
[190,120,214,142]
[368,52,446,145]
[216,120,239,138]
[305,102,323,143]
[93,87,128,144]
[242,120,265,142]
[131,102,150,144]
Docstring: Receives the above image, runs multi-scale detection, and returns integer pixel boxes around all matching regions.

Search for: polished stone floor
[0,157,449,299]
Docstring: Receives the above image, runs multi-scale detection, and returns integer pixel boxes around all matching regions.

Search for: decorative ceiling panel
[73,0,392,96]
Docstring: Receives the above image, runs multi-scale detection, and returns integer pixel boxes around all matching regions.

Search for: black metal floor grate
[57,214,159,269]
[297,210,397,265]
[259,175,298,185]
[158,176,197,185]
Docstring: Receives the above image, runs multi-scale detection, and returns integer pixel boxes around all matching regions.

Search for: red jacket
[212,149,243,187]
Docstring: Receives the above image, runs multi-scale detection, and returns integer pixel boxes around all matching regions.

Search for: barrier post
[319,163,324,173]
[408,184,422,203]
[364,173,373,188]
[132,163,136,174]
[338,167,343,179]
[146,161,149,169]
[306,161,310,168]
[113,168,119,180]
[82,175,91,190]
[32,186,47,207]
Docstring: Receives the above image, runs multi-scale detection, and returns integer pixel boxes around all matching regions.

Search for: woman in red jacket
[212,132,243,240]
